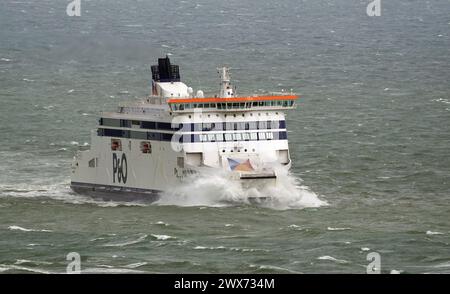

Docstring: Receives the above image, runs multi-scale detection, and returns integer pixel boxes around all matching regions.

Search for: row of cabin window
[192,120,285,132]
[100,118,286,132]
[98,129,173,141]
[199,132,276,142]
[98,128,287,142]
[176,131,287,142]
[100,118,174,130]
[171,100,294,111]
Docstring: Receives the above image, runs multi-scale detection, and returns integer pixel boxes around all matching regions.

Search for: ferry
[70,56,298,202]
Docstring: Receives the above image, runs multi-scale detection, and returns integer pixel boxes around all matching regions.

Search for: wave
[1,167,327,210]
[193,245,269,253]
[0,264,53,274]
[194,246,227,250]
[15,259,53,266]
[317,256,349,264]
[248,264,301,274]
[157,167,327,210]
[150,234,175,241]
[0,181,148,207]
[81,267,145,273]
[103,234,148,247]
[327,227,351,231]
[8,225,52,232]
[124,262,148,269]
[152,221,170,226]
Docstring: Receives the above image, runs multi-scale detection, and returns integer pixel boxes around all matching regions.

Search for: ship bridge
[168,94,298,112]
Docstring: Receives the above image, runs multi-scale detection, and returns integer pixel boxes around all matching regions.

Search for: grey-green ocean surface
[0,0,449,273]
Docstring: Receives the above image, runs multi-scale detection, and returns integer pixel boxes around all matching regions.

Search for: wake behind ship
[71,56,298,202]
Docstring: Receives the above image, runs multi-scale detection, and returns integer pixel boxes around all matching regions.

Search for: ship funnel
[151,56,181,82]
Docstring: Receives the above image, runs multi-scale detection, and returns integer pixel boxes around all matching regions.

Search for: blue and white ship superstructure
[70,56,298,201]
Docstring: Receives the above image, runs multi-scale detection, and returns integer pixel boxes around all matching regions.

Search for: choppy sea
[0,0,449,273]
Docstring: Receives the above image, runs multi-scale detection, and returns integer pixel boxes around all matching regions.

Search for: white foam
[390,269,402,274]
[327,227,351,231]
[1,167,325,210]
[433,262,450,268]
[0,58,11,62]
[230,247,269,253]
[1,264,53,274]
[8,225,52,232]
[287,224,304,231]
[426,231,444,235]
[194,246,226,250]
[157,167,327,210]
[361,247,371,251]
[0,267,9,272]
[103,234,147,247]
[124,262,148,268]
[0,181,148,208]
[15,259,52,265]
[248,264,300,273]
[317,256,349,264]
[82,267,144,274]
[151,234,174,241]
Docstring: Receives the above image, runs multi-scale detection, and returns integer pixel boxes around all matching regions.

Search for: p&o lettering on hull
[112,153,128,184]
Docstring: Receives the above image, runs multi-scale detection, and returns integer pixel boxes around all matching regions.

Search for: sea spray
[157,166,327,209]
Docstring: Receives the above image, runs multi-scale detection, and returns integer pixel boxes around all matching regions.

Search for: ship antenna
[217,66,234,98]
